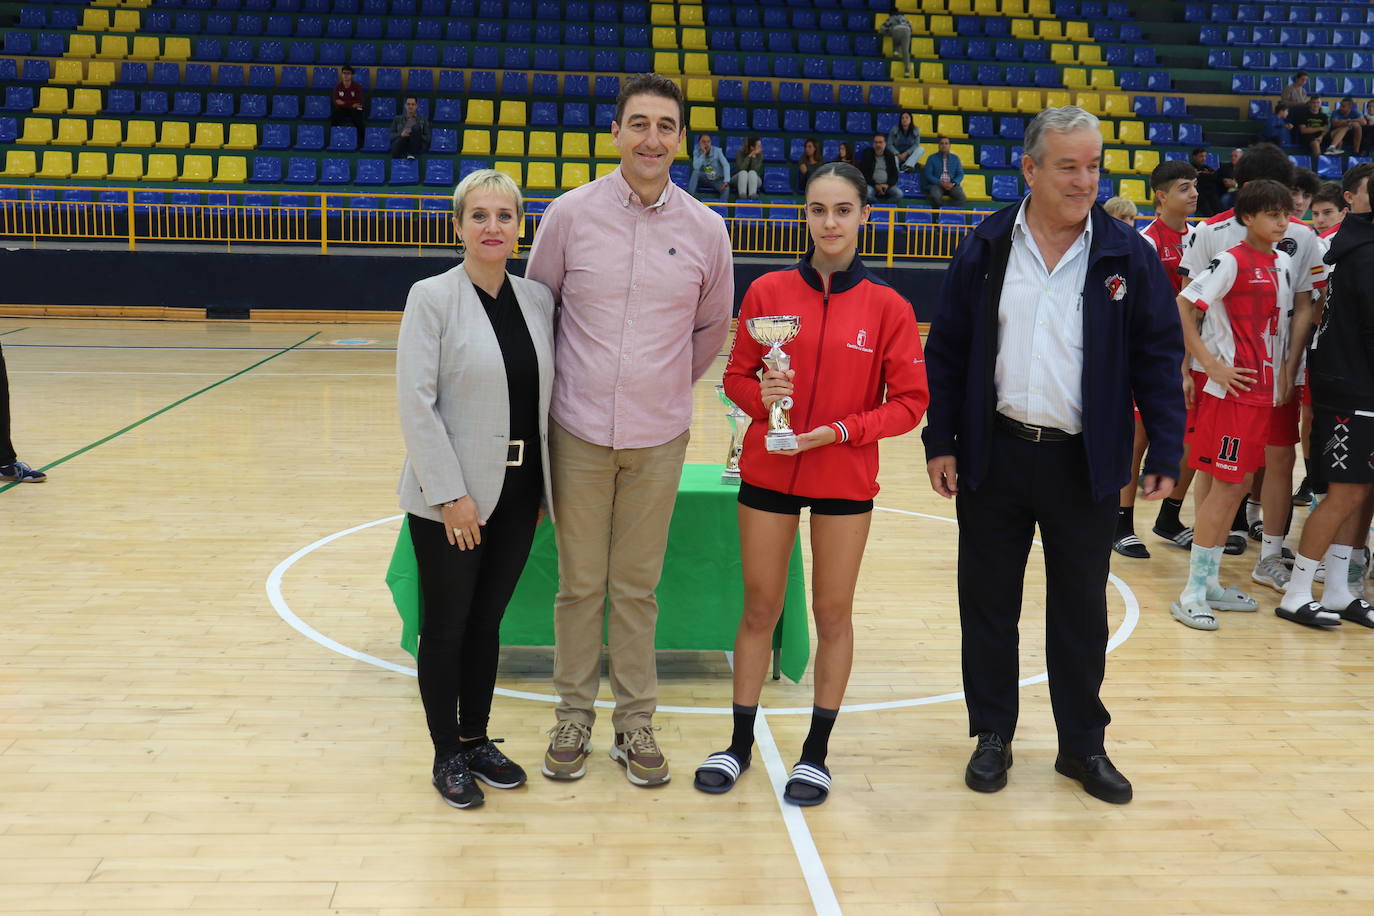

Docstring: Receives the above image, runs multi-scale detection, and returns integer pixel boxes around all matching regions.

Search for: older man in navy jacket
[923,107,1185,805]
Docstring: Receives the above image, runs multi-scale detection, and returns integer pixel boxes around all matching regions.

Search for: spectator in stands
[1258,103,1291,147]
[688,133,729,198]
[1296,96,1330,160]
[796,137,824,191]
[1190,147,1222,217]
[921,136,965,209]
[1216,147,1242,210]
[888,112,924,173]
[1103,196,1137,225]
[1362,100,1374,153]
[1292,167,1320,219]
[859,132,902,204]
[1280,70,1310,109]
[834,141,857,166]
[389,96,430,159]
[330,65,365,147]
[878,7,913,79]
[0,342,45,483]
[1327,97,1363,156]
[736,136,763,200]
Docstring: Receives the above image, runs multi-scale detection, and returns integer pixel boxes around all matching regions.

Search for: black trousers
[409,460,542,759]
[329,106,365,144]
[0,343,15,466]
[390,134,425,158]
[955,426,1117,757]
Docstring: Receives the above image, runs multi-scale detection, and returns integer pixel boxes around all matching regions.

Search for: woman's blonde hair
[1102,195,1137,222]
[451,168,524,221]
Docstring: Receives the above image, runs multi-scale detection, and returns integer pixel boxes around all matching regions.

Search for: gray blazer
[396,262,556,524]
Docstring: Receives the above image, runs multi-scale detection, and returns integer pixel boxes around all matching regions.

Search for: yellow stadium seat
[1050,43,1075,65]
[1014,89,1041,114]
[985,89,1014,112]
[527,131,557,157]
[560,162,590,188]
[689,106,717,131]
[189,123,223,149]
[685,78,713,102]
[495,161,522,185]
[130,36,160,60]
[156,121,190,148]
[652,27,677,49]
[89,119,122,147]
[911,37,935,57]
[650,3,674,24]
[67,34,97,58]
[1065,20,1090,41]
[1089,68,1115,90]
[69,89,103,116]
[112,9,140,32]
[1098,120,1116,143]
[595,161,617,179]
[97,35,129,59]
[1002,0,1028,14]
[683,52,710,75]
[1073,92,1105,116]
[122,120,156,147]
[929,14,955,35]
[80,8,111,30]
[962,174,990,202]
[75,152,109,180]
[53,60,84,84]
[224,124,257,150]
[1028,0,1051,14]
[914,113,935,136]
[1010,18,1035,39]
[465,99,494,126]
[1119,121,1146,144]
[178,154,213,182]
[936,114,967,139]
[561,133,590,157]
[950,142,975,162]
[1103,149,1130,173]
[1132,149,1160,175]
[0,150,38,178]
[161,37,191,61]
[948,0,973,13]
[927,86,955,109]
[495,130,524,156]
[1118,178,1150,205]
[84,61,117,86]
[679,4,703,26]
[1078,45,1104,66]
[36,151,74,179]
[33,88,69,115]
[594,133,619,158]
[1038,20,1064,40]
[18,118,54,145]
[526,161,557,190]
[213,156,247,184]
[897,86,923,110]
[92,0,119,7]
[653,51,680,74]
[110,152,143,180]
[974,0,998,12]
[144,154,178,181]
[461,129,491,155]
[1102,94,1131,118]
[918,61,946,84]
[1044,89,1072,109]
[1062,68,1089,90]
[889,60,907,82]
[498,101,526,127]
[957,89,986,112]
[55,119,89,146]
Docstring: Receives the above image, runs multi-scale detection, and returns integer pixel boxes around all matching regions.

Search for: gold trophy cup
[746,315,802,452]
[715,383,748,485]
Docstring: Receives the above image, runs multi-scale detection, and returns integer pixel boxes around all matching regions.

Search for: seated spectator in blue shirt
[1257,102,1292,146]
[688,134,730,197]
[921,137,966,209]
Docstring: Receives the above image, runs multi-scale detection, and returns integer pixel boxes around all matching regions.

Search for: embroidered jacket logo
[847,328,874,354]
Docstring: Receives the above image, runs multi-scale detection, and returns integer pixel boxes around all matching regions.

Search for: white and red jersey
[1180,241,1294,408]
[1140,218,1194,294]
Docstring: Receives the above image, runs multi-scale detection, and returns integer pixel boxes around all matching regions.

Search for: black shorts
[738,481,874,516]
[1316,409,1374,485]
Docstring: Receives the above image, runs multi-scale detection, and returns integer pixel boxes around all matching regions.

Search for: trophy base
[720,470,742,487]
[765,430,799,452]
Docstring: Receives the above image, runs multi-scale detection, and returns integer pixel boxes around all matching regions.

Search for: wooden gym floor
[2,316,1373,915]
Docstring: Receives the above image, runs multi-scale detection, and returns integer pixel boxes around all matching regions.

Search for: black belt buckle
[506,440,525,467]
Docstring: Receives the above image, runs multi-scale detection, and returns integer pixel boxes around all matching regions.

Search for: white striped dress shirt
[994,198,1093,434]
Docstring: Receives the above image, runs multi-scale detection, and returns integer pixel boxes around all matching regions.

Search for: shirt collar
[1012,195,1093,248]
[609,166,672,211]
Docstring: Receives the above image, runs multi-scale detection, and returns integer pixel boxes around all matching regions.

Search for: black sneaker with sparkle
[432,754,484,809]
[1292,478,1314,507]
[462,738,527,789]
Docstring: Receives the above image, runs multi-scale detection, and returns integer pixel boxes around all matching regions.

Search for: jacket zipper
[787,275,832,495]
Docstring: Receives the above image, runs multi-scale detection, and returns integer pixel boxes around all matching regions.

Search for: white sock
[1281,554,1320,610]
[1182,544,1217,605]
[1261,533,1283,560]
[1322,544,1355,609]
[1246,498,1262,527]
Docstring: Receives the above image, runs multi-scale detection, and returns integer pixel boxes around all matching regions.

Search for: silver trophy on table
[746,315,802,452]
[715,383,748,485]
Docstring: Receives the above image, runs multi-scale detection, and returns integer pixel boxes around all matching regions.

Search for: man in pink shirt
[526,73,734,788]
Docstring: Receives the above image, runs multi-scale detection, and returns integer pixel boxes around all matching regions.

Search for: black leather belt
[506,440,525,466]
[996,414,1078,443]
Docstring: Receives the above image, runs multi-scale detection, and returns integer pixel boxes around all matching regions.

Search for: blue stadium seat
[248,65,276,88]
[562,103,589,127]
[992,176,1021,201]
[216,65,244,87]
[1118,72,1146,91]
[2,34,31,56]
[563,75,589,96]
[721,107,747,131]
[285,157,317,183]
[390,158,419,185]
[717,80,743,103]
[969,116,995,139]
[979,146,1007,169]
[779,82,803,104]
[762,167,791,195]
[594,103,615,128]
[1231,74,1259,93]
[429,128,456,154]
[530,102,557,127]
[1163,97,1188,117]
[295,124,325,149]
[844,111,872,135]
[531,73,557,97]
[0,117,16,144]
[438,70,465,93]
[370,97,397,121]
[869,86,894,108]
[948,63,975,84]
[119,62,149,86]
[19,59,51,84]
[470,71,497,94]
[761,137,783,160]
[747,81,773,103]
[815,111,841,134]
[1000,117,1025,140]
[239,93,267,117]
[1148,122,1174,144]
[261,123,291,149]
[173,92,203,116]
[102,89,134,115]
[1005,65,1031,86]
[1147,72,1171,91]
[360,126,388,152]
[1133,96,1158,117]
[320,158,352,185]
[784,109,810,133]
[1317,155,1344,180]
[355,159,385,185]
[139,91,170,115]
[1177,123,1202,145]
[328,125,358,151]
[252,156,283,182]
[374,68,402,92]
[977,64,1004,85]
[752,109,778,132]
[423,159,454,187]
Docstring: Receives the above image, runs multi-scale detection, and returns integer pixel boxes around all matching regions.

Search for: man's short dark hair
[873,132,884,141]
[1150,160,1197,192]
[614,73,685,133]
[1275,102,1290,114]
[1313,180,1345,211]
[1294,70,1308,81]
[1292,167,1320,197]
[1234,179,1294,223]
[1343,162,1374,200]
[340,65,354,73]
[1234,142,1295,189]
[1190,146,1207,158]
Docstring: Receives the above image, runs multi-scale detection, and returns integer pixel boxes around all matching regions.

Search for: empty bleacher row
[1185,2,1374,25]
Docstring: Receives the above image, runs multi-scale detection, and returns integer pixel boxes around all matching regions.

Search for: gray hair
[1023,106,1101,165]
[451,168,524,220]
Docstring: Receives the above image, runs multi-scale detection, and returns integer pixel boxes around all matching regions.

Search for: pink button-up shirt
[525,167,734,449]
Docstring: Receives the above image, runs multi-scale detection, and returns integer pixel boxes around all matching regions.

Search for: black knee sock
[1231,503,1248,533]
[1115,506,1134,538]
[1156,497,1182,529]
[728,703,757,760]
[799,705,838,768]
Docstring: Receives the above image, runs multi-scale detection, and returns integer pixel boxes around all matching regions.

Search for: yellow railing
[0,184,988,264]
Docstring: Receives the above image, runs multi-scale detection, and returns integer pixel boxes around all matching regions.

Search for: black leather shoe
[964,732,1012,793]
[1054,753,1132,804]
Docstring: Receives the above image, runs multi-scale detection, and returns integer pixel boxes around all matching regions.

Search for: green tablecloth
[386,463,811,682]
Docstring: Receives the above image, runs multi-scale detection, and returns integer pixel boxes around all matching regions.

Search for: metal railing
[0,184,989,264]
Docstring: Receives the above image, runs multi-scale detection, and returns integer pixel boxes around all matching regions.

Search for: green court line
[0,328,28,338]
[1,331,319,494]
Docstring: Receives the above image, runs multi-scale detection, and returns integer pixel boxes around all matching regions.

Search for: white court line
[12,370,397,377]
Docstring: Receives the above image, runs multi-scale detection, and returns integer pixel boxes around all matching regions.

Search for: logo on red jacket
[846,328,874,354]
[1105,274,1127,301]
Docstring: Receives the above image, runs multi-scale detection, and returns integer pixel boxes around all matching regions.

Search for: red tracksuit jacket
[723,254,930,500]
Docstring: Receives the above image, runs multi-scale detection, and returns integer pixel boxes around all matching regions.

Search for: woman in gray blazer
[396,169,555,810]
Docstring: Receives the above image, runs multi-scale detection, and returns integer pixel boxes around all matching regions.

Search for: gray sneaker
[1251,554,1291,592]
[1349,555,1368,600]
[610,725,671,786]
[542,720,592,781]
